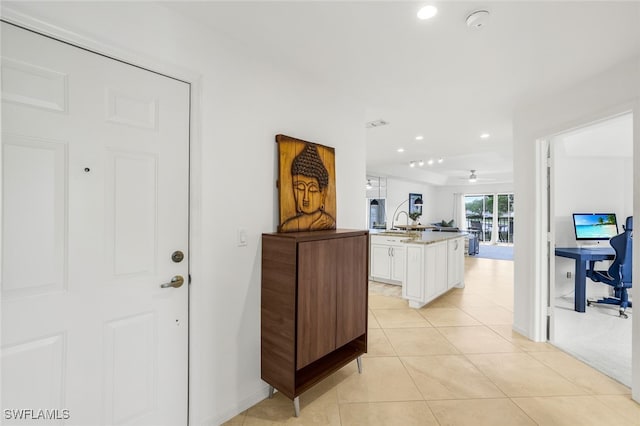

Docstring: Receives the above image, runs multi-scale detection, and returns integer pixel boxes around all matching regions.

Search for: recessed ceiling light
[427,159,434,165]
[415,135,424,141]
[397,148,405,153]
[418,160,425,167]
[417,5,438,20]
[480,133,490,139]
[437,158,444,164]
[409,161,416,168]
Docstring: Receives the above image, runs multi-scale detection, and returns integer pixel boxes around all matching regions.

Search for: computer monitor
[572,213,619,241]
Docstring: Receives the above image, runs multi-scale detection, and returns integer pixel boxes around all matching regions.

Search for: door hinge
[188,274,192,284]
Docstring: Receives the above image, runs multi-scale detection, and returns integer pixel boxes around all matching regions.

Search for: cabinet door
[390,245,405,282]
[370,244,391,280]
[335,235,367,348]
[424,245,438,300]
[425,242,447,299]
[297,239,337,369]
[404,245,424,301]
[447,238,463,288]
[434,242,448,295]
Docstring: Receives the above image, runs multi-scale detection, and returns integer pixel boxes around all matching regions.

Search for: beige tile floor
[225,257,640,425]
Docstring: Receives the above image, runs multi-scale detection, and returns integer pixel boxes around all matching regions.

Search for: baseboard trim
[212,384,270,425]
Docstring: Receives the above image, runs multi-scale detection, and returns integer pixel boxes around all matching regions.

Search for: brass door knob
[160,275,184,289]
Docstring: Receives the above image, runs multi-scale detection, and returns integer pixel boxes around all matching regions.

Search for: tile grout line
[435,305,543,425]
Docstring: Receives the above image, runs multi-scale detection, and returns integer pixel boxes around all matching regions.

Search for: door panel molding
[0,10,204,422]
[2,22,191,425]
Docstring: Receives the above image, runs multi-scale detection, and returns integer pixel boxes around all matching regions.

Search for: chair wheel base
[587,298,631,319]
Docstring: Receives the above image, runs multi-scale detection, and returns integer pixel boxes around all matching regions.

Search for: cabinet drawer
[371,235,407,244]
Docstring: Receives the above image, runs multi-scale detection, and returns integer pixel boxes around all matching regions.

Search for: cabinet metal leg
[357,356,362,374]
[268,385,274,399]
[293,397,300,417]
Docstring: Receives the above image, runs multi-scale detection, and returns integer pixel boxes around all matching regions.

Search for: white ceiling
[559,113,633,158]
[167,1,640,186]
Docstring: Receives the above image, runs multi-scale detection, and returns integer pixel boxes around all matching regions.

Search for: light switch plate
[238,228,248,247]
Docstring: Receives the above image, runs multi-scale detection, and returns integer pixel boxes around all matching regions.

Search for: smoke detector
[466,10,490,29]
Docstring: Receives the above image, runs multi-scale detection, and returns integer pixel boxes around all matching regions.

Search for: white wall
[432,183,514,229]
[513,56,640,401]
[553,139,632,298]
[367,177,436,228]
[2,2,367,424]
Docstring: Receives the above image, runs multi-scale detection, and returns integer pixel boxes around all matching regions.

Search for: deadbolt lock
[171,251,184,263]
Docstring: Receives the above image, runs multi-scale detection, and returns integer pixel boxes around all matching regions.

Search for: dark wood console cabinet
[261,229,368,410]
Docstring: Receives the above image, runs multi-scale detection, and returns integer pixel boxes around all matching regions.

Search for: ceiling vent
[366,119,389,128]
[466,10,490,29]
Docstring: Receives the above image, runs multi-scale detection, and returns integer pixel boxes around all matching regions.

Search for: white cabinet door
[390,245,405,282]
[371,244,391,280]
[1,24,189,425]
[424,245,438,300]
[425,242,447,299]
[434,242,448,295]
[403,245,424,301]
[447,238,464,288]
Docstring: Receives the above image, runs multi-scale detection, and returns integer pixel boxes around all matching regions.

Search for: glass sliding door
[465,195,486,241]
[465,193,514,243]
[497,193,514,243]
[482,194,494,242]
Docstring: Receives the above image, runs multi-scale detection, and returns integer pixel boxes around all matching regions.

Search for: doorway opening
[544,112,633,386]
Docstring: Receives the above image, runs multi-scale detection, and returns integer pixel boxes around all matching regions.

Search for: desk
[555,247,615,312]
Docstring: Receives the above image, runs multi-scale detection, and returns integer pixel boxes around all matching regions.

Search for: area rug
[475,244,513,261]
[553,296,631,387]
[368,281,402,297]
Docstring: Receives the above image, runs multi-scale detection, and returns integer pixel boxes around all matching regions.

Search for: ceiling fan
[454,169,496,184]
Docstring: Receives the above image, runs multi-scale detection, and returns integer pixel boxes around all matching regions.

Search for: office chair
[586,216,633,318]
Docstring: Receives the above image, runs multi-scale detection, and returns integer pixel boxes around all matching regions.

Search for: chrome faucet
[395,211,409,229]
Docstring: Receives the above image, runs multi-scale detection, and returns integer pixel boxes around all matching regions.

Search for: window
[497,193,514,243]
[367,176,387,230]
[465,193,514,243]
[368,199,386,229]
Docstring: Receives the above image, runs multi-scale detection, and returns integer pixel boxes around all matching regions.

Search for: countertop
[393,224,436,230]
[371,230,468,245]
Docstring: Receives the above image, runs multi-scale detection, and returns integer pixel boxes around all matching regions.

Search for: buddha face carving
[278,138,336,232]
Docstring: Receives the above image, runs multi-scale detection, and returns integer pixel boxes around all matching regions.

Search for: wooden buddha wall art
[276,134,337,232]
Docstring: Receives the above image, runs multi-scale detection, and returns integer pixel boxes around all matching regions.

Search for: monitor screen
[572,213,619,240]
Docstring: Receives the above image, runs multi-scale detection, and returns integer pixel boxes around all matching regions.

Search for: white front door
[1,23,190,425]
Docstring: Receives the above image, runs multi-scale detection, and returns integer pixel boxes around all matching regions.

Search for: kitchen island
[370,230,466,308]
